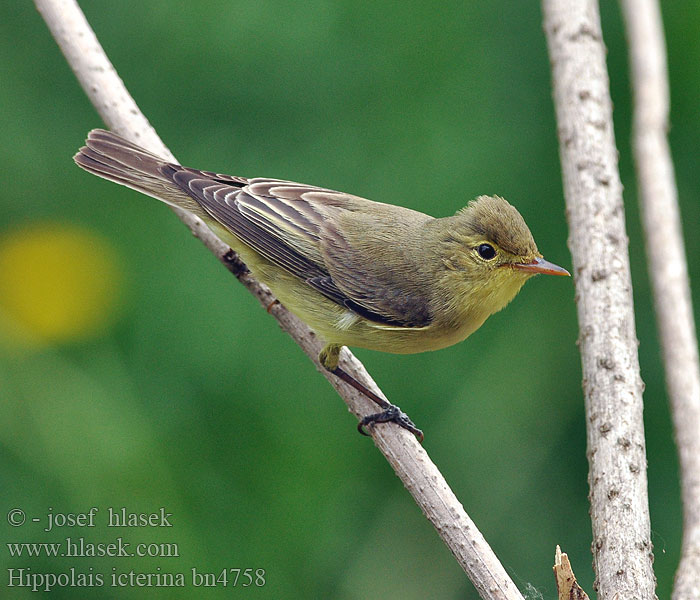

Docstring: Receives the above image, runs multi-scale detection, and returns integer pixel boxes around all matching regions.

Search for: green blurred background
[1,1,698,598]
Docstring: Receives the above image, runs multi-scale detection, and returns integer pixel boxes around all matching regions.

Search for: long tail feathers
[73,129,203,214]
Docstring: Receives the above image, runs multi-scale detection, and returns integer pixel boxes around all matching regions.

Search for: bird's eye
[477,243,496,260]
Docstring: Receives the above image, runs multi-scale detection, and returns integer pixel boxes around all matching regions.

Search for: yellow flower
[0,222,122,346]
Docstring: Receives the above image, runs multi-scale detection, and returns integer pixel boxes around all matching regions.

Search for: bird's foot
[358,404,424,443]
[324,354,425,442]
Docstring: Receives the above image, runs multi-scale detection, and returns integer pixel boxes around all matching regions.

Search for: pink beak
[512,256,570,276]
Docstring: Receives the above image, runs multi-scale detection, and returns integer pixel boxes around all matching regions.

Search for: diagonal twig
[35,0,527,597]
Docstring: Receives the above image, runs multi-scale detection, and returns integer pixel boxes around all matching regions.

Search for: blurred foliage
[0,1,698,598]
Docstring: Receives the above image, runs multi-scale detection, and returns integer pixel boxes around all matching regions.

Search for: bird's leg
[319,343,424,442]
[332,367,424,442]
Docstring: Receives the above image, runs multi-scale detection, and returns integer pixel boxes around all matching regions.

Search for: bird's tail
[73,129,203,214]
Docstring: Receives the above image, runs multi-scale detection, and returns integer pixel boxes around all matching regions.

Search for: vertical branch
[541,1,656,598]
[619,1,700,597]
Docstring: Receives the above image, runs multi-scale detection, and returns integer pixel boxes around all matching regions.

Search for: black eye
[477,243,496,260]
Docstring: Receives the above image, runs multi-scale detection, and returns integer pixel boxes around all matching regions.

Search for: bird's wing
[169,168,431,327]
[317,216,434,328]
[167,169,328,280]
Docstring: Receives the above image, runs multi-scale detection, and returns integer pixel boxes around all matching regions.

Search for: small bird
[74,129,569,440]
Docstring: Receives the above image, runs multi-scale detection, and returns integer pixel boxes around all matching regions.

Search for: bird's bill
[512,256,570,276]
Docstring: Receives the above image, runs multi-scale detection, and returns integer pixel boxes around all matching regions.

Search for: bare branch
[541,1,656,598]
[619,1,700,597]
[35,0,526,597]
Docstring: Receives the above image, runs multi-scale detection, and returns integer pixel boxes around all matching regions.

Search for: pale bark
[542,1,656,598]
[620,1,700,597]
[35,0,525,597]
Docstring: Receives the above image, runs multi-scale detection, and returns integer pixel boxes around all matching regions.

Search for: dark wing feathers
[168,167,429,327]
[76,130,429,328]
[236,187,320,241]
[306,275,415,326]
[305,275,349,306]
[171,171,328,282]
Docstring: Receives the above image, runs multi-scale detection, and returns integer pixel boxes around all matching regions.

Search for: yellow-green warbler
[75,129,569,440]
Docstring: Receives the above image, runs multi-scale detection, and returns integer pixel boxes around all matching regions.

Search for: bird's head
[437,195,569,320]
